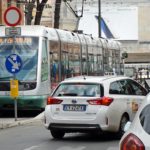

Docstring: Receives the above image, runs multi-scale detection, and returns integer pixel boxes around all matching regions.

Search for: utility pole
[98,0,101,38]
[64,0,85,30]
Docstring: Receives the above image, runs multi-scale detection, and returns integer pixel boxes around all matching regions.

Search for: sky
[78,6,138,40]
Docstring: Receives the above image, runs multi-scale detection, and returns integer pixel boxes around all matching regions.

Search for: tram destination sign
[5,27,21,36]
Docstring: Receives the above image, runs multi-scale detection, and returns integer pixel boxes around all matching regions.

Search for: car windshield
[139,104,150,134]
[0,36,38,81]
[53,83,101,97]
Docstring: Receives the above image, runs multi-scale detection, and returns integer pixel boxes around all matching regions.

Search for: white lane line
[107,147,118,150]
[24,146,39,150]
[57,146,86,150]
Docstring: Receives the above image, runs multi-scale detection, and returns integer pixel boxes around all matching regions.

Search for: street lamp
[98,0,101,38]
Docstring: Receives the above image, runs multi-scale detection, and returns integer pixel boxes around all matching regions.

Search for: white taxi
[44,76,148,139]
[119,93,150,150]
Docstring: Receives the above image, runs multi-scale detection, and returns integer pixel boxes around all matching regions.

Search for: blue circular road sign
[5,54,22,74]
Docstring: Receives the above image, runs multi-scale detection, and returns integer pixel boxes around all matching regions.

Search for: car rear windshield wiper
[58,93,78,96]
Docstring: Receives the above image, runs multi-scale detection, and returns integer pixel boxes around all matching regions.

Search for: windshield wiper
[0,76,14,80]
[58,93,78,96]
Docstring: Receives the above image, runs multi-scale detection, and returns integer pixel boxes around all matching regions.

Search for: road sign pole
[14,97,18,121]
[13,36,18,121]
[4,6,22,121]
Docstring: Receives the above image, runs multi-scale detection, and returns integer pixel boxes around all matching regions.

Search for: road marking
[24,146,39,150]
[57,146,86,150]
[107,147,118,150]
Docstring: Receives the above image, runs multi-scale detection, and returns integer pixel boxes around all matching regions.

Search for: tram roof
[0,25,121,50]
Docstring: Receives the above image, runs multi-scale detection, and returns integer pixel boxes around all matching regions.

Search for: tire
[50,130,65,139]
[117,115,129,138]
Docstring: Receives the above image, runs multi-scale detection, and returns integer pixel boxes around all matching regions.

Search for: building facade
[0,0,24,25]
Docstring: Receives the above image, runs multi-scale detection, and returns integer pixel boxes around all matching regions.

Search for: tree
[54,0,62,28]
[34,0,48,25]
[24,0,35,25]
[24,0,48,25]
[54,0,85,29]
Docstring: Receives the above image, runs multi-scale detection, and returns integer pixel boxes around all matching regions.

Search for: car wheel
[50,130,65,139]
[117,115,129,138]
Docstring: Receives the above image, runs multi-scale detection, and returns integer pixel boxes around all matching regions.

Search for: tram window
[61,52,69,80]
[82,54,87,74]
[50,53,59,81]
[69,54,76,76]
[68,43,73,53]
[74,54,80,76]
[49,40,59,83]
[81,44,87,75]
[73,44,80,76]
[61,41,68,52]
[97,55,103,75]
[74,44,80,53]
[88,54,94,75]
[41,39,48,82]
[94,55,97,74]
[49,40,59,52]
[60,41,69,80]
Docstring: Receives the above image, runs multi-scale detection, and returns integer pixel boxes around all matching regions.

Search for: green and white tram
[0,25,123,111]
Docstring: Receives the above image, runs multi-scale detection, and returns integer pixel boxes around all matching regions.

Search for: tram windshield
[0,36,38,81]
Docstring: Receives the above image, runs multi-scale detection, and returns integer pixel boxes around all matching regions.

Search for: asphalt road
[0,121,120,150]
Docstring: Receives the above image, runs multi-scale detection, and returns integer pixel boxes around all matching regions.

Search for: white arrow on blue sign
[5,54,22,74]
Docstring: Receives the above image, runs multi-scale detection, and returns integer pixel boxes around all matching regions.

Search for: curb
[0,112,44,130]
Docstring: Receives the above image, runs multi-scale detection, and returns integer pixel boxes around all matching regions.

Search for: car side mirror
[124,121,131,132]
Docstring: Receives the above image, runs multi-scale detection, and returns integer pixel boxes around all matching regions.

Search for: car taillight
[87,97,113,106]
[47,97,63,105]
[120,133,145,150]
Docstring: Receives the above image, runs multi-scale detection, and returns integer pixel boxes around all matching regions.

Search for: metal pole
[98,0,101,38]
[14,97,17,121]
[13,35,18,121]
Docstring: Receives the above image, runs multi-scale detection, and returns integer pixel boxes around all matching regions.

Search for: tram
[0,25,123,111]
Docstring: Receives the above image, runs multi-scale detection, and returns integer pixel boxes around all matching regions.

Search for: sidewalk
[0,112,44,129]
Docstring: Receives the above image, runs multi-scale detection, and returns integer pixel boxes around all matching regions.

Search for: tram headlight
[23,83,36,90]
[24,83,30,89]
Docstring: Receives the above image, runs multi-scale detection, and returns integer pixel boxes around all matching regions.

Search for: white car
[44,76,148,139]
[119,93,150,150]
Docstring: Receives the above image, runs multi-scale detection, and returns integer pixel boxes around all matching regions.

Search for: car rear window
[53,83,102,97]
[139,104,150,134]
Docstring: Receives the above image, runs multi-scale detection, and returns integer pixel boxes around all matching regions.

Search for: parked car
[119,93,150,150]
[44,76,148,139]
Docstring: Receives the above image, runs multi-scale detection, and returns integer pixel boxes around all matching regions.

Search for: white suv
[44,76,148,139]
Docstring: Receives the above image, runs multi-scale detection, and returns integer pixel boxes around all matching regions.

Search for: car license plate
[63,105,86,111]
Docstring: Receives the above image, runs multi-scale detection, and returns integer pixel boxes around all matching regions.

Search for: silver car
[44,76,147,139]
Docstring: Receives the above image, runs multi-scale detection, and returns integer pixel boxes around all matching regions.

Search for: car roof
[143,93,150,105]
[60,75,131,84]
